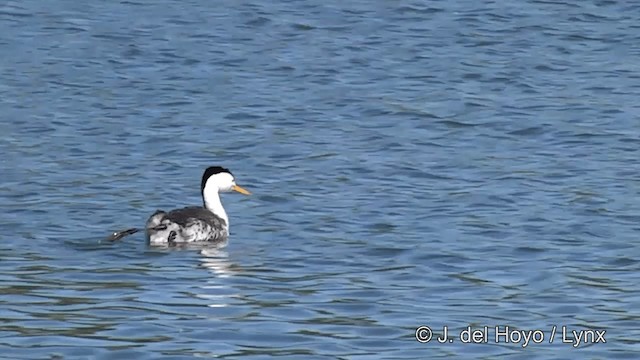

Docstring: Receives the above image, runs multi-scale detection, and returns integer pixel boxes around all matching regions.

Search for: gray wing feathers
[165,207,226,228]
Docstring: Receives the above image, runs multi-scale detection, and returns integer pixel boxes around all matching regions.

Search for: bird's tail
[106,228,141,241]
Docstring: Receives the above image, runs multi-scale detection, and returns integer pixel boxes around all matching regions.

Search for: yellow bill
[232,184,251,195]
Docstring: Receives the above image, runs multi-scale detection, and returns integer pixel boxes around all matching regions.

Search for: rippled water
[1,0,639,358]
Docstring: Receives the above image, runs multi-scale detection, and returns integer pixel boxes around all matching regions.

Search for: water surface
[1,0,639,359]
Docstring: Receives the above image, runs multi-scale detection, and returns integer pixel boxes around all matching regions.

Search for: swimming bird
[107,166,250,246]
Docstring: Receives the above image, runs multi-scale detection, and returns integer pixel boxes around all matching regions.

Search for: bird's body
[107,166,250,246]
[145,207,228,245]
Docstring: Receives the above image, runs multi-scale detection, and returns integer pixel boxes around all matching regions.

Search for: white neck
[203,189,229,231]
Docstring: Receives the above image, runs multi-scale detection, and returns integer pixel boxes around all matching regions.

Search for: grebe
[107,166,250,246]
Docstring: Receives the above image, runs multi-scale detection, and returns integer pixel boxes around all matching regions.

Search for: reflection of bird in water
[107,166,250,246]
[197,249,239,308]
[200,249,236,278]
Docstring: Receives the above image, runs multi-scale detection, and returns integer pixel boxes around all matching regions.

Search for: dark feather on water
[106,228,140,241]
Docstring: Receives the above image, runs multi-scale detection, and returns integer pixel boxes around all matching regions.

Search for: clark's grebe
[107,166,250,246]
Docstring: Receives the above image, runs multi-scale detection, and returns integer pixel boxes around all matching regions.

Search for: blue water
[1,0,639,359]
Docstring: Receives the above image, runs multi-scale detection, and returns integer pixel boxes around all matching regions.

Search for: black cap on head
[200,166,233,193]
